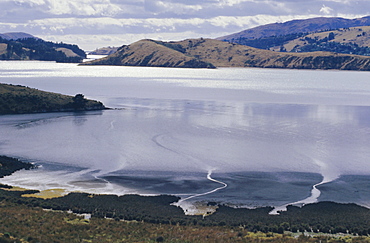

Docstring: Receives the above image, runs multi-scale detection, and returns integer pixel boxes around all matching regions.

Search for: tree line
[291,36,370,55]
[0,37,86,63]
[226,31,370,56]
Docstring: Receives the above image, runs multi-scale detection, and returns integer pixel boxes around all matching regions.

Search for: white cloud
[29,14,334,49]
[15,0,45,6]
[323,0,350,3]
[152,1,203,14]
[320,4,334,15]
[1,0,369,50]
[13,0,123,16]
[215,0,263,7]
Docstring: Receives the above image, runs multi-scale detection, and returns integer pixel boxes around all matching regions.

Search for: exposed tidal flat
[1,60,370,212]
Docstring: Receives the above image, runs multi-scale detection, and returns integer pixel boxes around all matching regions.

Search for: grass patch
[22,189,67,199]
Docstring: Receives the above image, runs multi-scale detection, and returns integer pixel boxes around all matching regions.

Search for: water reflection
[0,98,370,207]
[1,99,369,174]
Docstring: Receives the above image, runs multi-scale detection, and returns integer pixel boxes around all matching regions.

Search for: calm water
[1,60,370,210]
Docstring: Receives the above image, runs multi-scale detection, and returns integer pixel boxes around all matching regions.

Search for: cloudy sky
[1,0,370,50]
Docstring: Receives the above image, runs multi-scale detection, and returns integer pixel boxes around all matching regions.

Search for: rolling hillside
[217,16,370,56]
[0,32,36,40]
[81,38,370,71]
[0,32,86,63]
[277,26,370,52]
[218,16,370,41]
[81,39,215,68]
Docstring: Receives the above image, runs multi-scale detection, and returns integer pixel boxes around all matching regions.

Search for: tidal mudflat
[1,61,370,212]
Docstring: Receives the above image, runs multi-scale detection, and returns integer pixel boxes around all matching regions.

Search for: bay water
[1,60,370,211]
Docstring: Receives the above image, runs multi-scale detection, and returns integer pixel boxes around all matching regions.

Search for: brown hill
[81,39,215,68]
[218,16,370,41]
[81,38,370,71]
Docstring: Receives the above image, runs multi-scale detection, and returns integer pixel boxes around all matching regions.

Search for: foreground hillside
[0,83,105,114]
[1,201,369,243]
[82,38,370,71]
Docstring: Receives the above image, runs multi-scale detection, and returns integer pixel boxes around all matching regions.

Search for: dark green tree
[328,32,335,41]
[72,94,87,110]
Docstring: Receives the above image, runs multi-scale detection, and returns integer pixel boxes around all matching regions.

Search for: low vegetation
[0,188,369,242]
[0,155,369,242]
[226,32,308,51]
[0,156,35,179]
[5,201,368,243]
[0,83,105,114]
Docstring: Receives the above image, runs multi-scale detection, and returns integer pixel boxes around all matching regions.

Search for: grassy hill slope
[218,16,370,41]
[81,39,215,68]
[280,26,370,52]
[82,38,370,71]
[0,83,105,115]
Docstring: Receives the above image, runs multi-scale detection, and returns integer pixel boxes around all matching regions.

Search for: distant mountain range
[0,32,36,40]
[89,46,119,55]
[81,38,370,71]
[0,32,86,63]
[218,16,370,40]
[217,16,370,56]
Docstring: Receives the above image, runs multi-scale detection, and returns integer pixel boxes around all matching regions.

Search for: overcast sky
[1,0,369,50]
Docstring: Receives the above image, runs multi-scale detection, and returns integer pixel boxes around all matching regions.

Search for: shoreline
[1,158,370,236]
[0,155,36,179]
[1,158,369,212]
